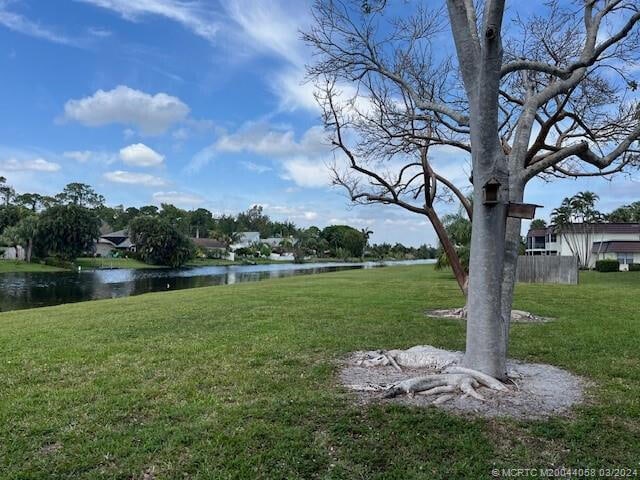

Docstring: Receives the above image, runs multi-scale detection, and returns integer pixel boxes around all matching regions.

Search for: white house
[229,232,261,251]
[261,236,298,248]
[526,223,640,268]
[1,245,25,260]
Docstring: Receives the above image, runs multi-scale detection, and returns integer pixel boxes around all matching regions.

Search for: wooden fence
[516,255,579,285]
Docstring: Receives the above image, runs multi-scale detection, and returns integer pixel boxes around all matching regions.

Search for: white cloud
[104,170,167,187]
[0,5,74,45]
[63,150,92,163]
[281,158,331,188]
[190,122,333,188]
[224,0,307,65]
[63,150,118,165]
[152,190,205,207]
[216,122,328,157]
[87,26,112,37]
[0,157,61,172]
[119,143,164,167]
[241,161,272,173]
[63,85,190,135]
[262,204,319,222]
[77,0,220,42]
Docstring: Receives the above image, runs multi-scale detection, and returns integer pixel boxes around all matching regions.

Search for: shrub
[629,263,640,272]
[43,257,74,270]
[595,259,619,272]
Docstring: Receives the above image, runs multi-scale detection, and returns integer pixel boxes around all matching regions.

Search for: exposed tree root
[353,346,508,404]
[342,346,585,418]
[425,308,552,323]
[356,345,461,370]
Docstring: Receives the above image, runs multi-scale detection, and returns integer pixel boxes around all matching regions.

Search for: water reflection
[0,260,434,312]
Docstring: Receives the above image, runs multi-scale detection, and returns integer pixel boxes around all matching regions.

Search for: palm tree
[14,216,38,262]
[360,228,373,261]
[551,192,603,268]
[1,225,22,259]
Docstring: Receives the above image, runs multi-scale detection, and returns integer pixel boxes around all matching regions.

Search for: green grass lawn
[0,266,638,479]
[75,257,165,270]
[0,260,65,273]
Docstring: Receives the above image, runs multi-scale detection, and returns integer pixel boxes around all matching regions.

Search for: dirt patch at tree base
[425,308,553,323]
[339,348,585,419]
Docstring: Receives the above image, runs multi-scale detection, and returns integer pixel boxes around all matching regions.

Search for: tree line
[0,178,436,267]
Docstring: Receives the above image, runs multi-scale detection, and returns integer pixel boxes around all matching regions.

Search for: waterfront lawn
[75,257,164,270]
[0,266,639,478]
[0,260,65,273]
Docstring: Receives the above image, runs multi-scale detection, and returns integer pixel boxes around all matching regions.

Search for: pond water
[0,259,435,312]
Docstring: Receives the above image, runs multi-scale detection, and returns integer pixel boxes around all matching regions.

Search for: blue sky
[0,0,637,246]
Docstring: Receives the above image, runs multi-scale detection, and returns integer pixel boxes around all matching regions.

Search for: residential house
[525,223,640,269]
[229,231,261,251]
[94,229,135,257]
[192,237,234,261]
[261,236,298,248]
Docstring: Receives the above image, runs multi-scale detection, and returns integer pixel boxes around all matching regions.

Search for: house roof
[192,238,226,249]
[101,229,129,239]
[570,223,640,234]
[592,241,640,254]
[527,229,548,237]
[100,229,131,248]
[528,223,640,237]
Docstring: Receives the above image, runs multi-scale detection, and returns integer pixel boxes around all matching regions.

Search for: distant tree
[13,216,38,262]
[212,214,237,236]
[0,204,27,234]
[360,228,373,260]
[129,216,194,268]
[270,221,298,237]
[56,183,105,208]
[436,210,472,272]
[0,225,21,259]
[607,201,640,223]
[530,219,547,230]
[322,225,366,257]
[15,193,45,212]
[236,205,271,236]
[36,204,101,260]
[416,244,437,259]
[259,243,272,257]
[0,177,15,206]
[158,204,190,234]
[40,196,59,209]
[551,192,603,268]
[139,205,159,216]
[96,204,133,231]
[190,208,213,238]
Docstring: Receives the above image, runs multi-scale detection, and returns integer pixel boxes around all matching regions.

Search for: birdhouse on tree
[482,177,501,205]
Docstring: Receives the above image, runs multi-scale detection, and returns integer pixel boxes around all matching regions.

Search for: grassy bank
[0,266,639,478]
[75,257,164,270]
[0,260,65,273]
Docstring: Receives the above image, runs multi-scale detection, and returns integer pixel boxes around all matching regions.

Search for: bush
[43,257,75,270]
[629,263,640,272]
[595,259,620,272]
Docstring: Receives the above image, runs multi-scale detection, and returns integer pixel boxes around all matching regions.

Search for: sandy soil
[340,347,585,419]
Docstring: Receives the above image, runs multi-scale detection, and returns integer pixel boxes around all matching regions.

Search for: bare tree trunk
[26,239,33,263]
[449,0,509,380]
[425,208,468,295]
[464,169,508,380]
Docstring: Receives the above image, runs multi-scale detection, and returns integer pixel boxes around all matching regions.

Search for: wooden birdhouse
[482,177,501,205]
